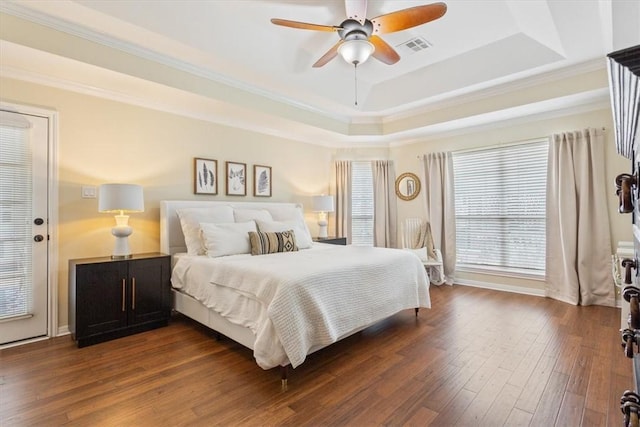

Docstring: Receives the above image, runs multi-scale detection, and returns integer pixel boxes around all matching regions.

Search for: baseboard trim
[454,278,546,297]
[57,325,70,336]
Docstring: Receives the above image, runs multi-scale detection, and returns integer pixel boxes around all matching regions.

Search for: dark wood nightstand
[313,236,347,245]
[69,252,171,347]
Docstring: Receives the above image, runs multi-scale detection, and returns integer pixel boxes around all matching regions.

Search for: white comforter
[171,244,430,369]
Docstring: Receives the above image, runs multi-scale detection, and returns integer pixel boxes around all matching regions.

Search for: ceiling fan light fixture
[338,39,374,65]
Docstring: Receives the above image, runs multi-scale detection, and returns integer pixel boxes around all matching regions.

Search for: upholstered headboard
[159,200,304,255]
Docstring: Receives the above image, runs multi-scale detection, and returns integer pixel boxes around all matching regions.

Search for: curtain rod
[416,128,607,158]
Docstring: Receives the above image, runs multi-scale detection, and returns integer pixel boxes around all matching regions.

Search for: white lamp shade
[99,184,144,213]
[312,195,335,213]
[338,39,375,65]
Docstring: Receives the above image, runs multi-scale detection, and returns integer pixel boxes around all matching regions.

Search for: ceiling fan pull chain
[354,63,358,106]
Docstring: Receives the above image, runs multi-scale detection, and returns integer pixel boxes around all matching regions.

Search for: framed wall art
[226,161,246,196]
[194,158,217,195]
[253,165,272,197]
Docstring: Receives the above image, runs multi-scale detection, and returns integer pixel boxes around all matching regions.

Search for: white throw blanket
[172,244,430,369]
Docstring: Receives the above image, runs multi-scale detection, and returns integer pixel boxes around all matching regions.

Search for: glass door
[0,110,49,345]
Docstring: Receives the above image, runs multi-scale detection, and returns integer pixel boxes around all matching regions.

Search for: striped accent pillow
[248,230,298,255]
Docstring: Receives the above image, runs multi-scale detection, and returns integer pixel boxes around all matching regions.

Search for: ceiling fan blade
[371,2,447,34]
[312,41,343,67]
[345,0,367,24]
[270,18,341,32]
[370,36,400,65]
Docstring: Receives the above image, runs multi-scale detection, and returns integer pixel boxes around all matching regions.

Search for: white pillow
[177,206,235,256]
[267,205,303,221]
[256,219,313,249]
[404,247,428,262]
[233,208,273,223]
[200,221,257,258]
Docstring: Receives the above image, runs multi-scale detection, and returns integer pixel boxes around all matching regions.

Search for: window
[452,140,548,274]
[0,119,32,320]
[351,161,373,246]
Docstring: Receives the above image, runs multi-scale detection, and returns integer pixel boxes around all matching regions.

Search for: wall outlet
[82,185,96,199]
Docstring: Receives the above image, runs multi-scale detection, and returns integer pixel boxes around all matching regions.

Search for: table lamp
[99,183,144,259]
[312,195,334,239]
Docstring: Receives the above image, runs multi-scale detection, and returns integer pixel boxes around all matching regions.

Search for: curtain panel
[422,152,456,284]
[372,160,397,248]
[545,128,614,306]
[334,161,352,244]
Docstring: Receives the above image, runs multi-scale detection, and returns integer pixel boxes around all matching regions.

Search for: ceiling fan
[271,1,447,68]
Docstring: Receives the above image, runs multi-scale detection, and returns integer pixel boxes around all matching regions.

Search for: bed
[160,200,431,388]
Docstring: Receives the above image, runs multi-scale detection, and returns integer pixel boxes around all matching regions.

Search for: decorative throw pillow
[255,219,313,249]
[200,221,257,257]
[248,230,298,255]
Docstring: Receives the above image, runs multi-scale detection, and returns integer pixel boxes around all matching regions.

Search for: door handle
[624,285,640,329]
[121,279,126,312]
[622,258,638,285]
[616,172,637,213]
[33,235,44,242]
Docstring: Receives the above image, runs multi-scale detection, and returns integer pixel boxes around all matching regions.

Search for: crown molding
[1,61,610,150]
[383,58,607,124]
[387,88,611,147]
[0,64,358,148]
[0,2,353,125]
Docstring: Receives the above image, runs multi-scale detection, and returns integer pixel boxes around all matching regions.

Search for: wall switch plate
[82,185,96,199]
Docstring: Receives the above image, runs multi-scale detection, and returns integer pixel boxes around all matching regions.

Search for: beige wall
[391,108,632,292]
[1,77,333,328]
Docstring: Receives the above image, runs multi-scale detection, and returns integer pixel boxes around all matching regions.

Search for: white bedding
[172,243,430,369]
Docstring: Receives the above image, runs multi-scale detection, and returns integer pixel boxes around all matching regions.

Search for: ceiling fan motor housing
[338,19,373,41]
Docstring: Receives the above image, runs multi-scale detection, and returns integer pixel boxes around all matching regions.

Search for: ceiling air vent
[396,36,432,56]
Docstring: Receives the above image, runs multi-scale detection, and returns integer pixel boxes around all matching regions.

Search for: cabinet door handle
[121,279,126,312]
[132,278,136,310]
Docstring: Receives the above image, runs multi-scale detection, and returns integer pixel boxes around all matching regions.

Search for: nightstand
[313,236,347,245]
[69,252,171,347]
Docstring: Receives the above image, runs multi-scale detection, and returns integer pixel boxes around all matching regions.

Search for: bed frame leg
[415,308,419,317]
[281,365,289,392]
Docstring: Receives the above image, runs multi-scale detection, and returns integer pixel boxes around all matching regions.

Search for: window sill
[456,264,545,281]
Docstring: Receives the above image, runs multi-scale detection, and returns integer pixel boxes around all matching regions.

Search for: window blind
[452,140,548,272]
[351,161,373,246]
[0,120,33,320]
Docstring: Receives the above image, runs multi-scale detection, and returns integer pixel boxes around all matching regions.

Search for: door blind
[0,117,33,320]
[351,161,373,246]
[452,140,548,272]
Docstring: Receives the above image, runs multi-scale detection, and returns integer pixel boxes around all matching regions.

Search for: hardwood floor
[0,285,632,426]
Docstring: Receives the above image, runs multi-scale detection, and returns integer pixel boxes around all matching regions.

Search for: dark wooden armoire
[609,44,640,426]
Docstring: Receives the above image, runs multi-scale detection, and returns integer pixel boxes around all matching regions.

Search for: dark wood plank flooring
[0,285,632,426]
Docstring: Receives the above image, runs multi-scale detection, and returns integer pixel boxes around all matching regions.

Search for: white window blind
[0,119,33,320]
[452,140,548,273]
[351,161,373,246]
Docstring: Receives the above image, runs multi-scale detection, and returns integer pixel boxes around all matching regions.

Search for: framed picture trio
[194,158,271,197]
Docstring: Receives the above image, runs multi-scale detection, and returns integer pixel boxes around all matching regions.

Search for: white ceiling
[1,0,639,146]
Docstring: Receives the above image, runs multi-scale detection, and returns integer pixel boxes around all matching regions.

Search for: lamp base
[317,223,328,239]
[111,225,133,259]
[317,213,329,239]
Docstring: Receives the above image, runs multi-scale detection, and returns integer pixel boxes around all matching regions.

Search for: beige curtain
[546,128,614,306]
[334,161,352,244]
[372,160,397,248]
[422,152,456,285]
